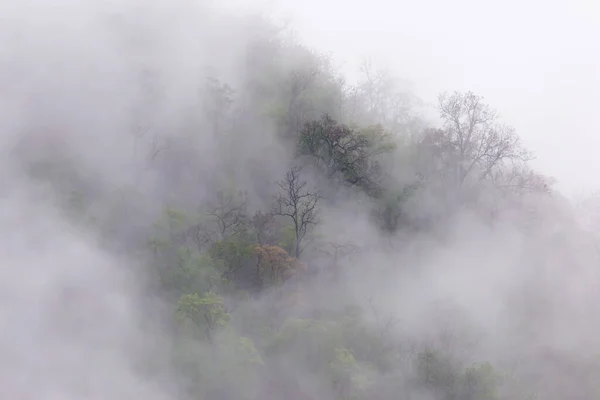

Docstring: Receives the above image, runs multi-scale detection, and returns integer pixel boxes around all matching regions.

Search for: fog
[1,0,599,399]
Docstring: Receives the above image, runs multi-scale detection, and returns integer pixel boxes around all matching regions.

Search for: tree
[272,166,320,258]
[488,163,553,195]
[206,189,250,241]
[253,244,306,288]
[203,76,236,137]
[244,34,345,139]
[177,291,230,342]
[252,210,276,245]
[178,190,250,252]
[209,239,255,284]
[371,181,421,233]
[344,58,423,136]
[430,91,532,189]
[298,115,394,196]
[282,65,321,137]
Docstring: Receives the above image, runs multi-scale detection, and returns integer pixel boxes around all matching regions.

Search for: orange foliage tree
[253,245,307,288]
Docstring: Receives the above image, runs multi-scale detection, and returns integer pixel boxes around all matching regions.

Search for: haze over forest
[1,1,600,399]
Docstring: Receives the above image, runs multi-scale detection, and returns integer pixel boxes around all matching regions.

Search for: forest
[2,3,600,400]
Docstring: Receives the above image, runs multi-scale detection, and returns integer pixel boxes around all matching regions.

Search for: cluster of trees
[24,12,599,400]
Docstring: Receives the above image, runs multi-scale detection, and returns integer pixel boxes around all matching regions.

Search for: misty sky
[248,0,600,199]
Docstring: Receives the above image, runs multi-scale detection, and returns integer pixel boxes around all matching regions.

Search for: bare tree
[272,166,320,258]
[490,164,554,195]
[347,57,420,135]
[435,91,532,188]
[182,190,249,252]
[206,190,249,240]
[358,58,390,122]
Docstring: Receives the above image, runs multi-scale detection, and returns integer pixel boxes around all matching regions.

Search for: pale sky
[247,0,600,198]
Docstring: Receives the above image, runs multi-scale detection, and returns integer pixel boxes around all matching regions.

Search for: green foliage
[277,224,298,254]
[172,328,262,400]
[177,292,231,340]
[148,207,203,251]
[461,362,501,400]
[244,36,345,135]
[209,239,255,281]
[342,320,397,373]
[164,248,225,296]
[416,349,459,392]
[231,335,264,366]
[165,207,189,227]
[329,347,372,400]
[356,124,397,155]
[268,318,344,367]
[415,349,502,400]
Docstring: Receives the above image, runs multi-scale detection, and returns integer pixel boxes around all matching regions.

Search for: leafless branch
[272,165,321,258]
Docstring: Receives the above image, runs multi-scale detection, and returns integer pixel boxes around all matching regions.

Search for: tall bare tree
[427,91,532,189]
[273,166,320,258]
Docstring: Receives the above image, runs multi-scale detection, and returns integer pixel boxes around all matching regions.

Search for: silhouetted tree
[272,166,320,258]
[298,115,394,196]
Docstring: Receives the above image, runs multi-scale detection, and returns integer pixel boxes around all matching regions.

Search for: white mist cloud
[0,178,172,399]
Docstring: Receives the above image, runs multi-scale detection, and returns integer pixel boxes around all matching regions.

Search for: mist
[1,0,600,399]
